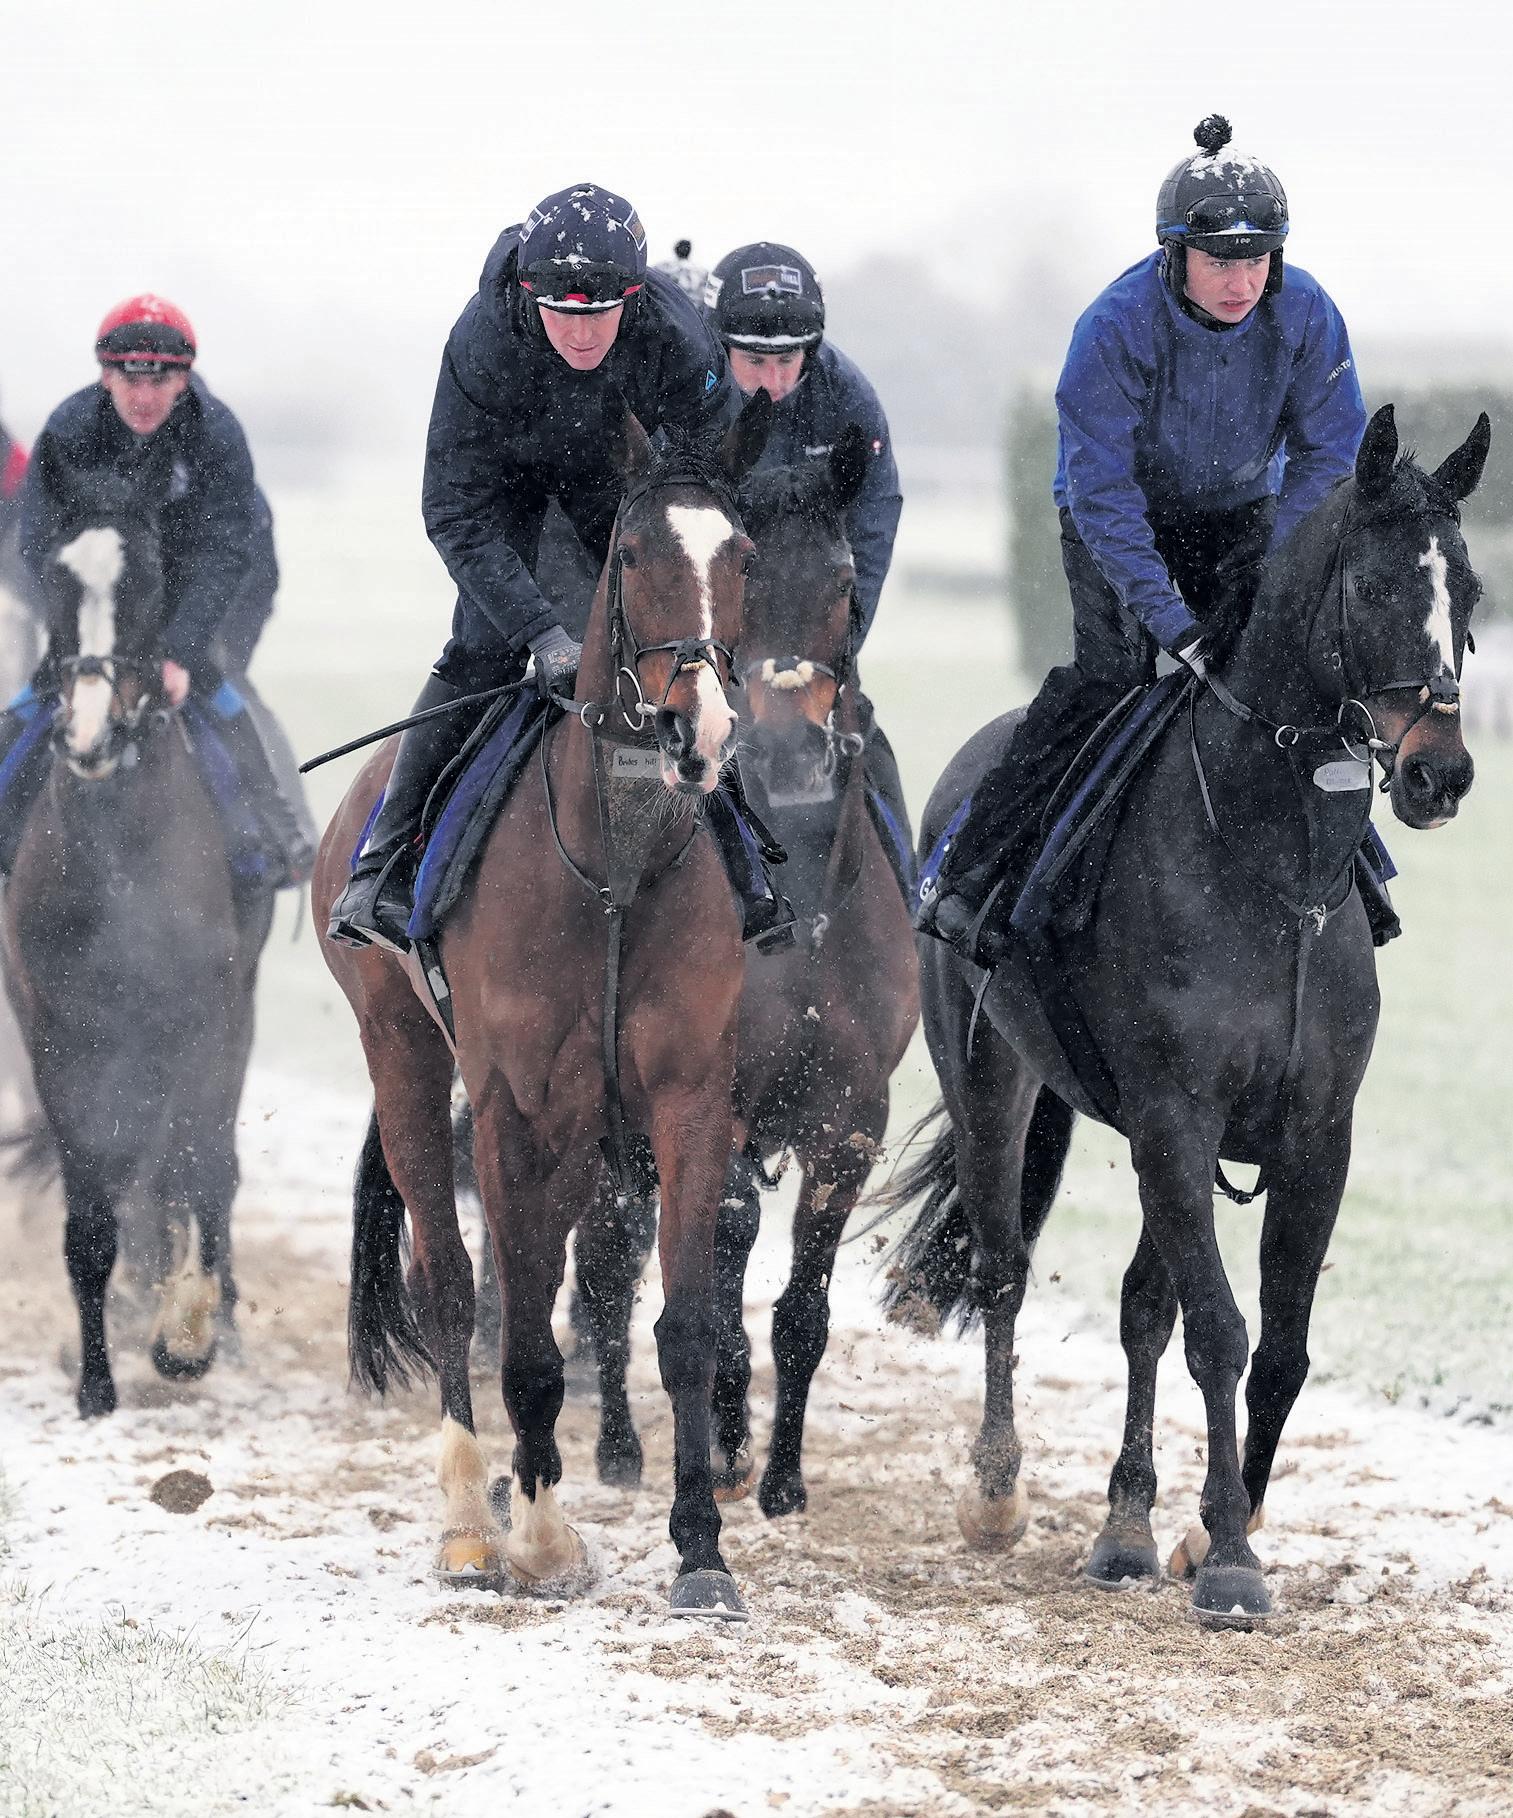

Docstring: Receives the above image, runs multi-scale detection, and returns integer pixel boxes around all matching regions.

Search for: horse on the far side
[3,442,275,1415]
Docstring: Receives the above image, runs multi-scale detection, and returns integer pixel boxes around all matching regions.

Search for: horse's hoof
[435,1528,509,1592]
[505,1524,595,1595]
[957,1481,1028,1552]
[668,1569,748,1622]
[149,1335,218,1382]
[712,1446,755,1504]
[77,1377,117,1420]
[1085,1525,1161,1589]
[757,1470,807,1520]
[1192,1564,1273,1628]
[595,1442,643,1490]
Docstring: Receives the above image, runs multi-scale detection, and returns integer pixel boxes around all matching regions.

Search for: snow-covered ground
[2,1069,1511,1818]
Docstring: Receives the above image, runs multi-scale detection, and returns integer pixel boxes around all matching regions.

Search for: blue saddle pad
[866,784,917,902]
[183,698,273,886]
[407,692,551,942]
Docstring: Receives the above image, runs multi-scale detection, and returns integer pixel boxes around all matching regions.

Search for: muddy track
[2,1112,1511,1818]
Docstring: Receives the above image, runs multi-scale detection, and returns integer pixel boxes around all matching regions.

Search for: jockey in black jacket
[6,295,314,885]
[327,182,789,954]
[705,242,913,889]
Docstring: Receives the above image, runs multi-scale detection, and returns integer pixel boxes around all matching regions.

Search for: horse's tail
[875,1101,972,1333]
[348,1107,434,1396]
[877,1089,1075,1335]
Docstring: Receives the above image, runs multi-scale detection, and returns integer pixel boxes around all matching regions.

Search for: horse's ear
[829,423,870,511]
[604,391,654,486]
[1356,403,1399,500]
[1433,411,1492,503]
[718,388,773,484]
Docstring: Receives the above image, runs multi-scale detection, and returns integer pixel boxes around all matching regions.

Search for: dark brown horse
[315,399,773,1617]
[3,449,275,1416]
[888,406,1489,1623]
[561,434,922,1518]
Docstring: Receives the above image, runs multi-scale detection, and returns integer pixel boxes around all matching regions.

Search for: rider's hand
[161,660,191,706]
[527,624,583,698]
[1175,637,1207,679]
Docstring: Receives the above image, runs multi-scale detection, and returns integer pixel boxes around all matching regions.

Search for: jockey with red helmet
[0,295,315,883]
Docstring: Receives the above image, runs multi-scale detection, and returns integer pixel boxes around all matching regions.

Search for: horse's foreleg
[60,1154,119,1419]
[1086,1226,1177,1587]
[1131,1111,1267,1622]
[574,1176,655,1488]
[710,1150,762,1500]
[757,1137,872,1520]
[649,1074,746,1619]
[473,1089,592,1591]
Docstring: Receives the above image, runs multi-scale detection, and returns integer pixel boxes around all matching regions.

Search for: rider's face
[101,367,190,436]
[538,303,624,371]
[1183,249,1271,324]
[728,348,807,403]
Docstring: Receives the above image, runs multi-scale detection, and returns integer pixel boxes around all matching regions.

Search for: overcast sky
[6,0,1512,456]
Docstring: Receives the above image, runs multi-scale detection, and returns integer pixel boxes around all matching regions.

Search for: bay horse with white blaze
[3,442,276,1416]
[315,398,774,1618]
[889,405,1489,1623]
[564,433,921,1517]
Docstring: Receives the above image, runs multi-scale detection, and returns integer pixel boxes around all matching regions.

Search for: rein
[52,653,169,770]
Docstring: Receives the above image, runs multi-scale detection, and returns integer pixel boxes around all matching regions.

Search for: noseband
[605,465,746,736]
[737,585,865,764]
[53,652,167,767]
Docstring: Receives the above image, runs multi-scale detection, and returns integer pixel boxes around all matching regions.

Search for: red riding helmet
[95,295,198,370]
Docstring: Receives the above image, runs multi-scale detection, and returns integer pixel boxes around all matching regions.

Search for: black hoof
[1085,1529,1161,1589]
[149,1336,218,1382]
[77,1376,117,1419]
[757,1470,807,1520]
[596,1438,643,1489]
[668,1569,748,1622]
[1192,1563,1273,1627]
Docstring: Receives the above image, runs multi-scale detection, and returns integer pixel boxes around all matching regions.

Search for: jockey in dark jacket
[5,296,314,885]
[917,116,1386,962]
[328,182,787,954]
[706,242,913,890]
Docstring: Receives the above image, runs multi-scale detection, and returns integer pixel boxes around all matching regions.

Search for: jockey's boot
[705,785,796,954]
[326,674,475,954]
[914,858,1008,967]
[1355,835,1402,948]
[212,685,318,889]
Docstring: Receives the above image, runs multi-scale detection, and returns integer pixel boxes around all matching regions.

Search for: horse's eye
[617,546,637,570]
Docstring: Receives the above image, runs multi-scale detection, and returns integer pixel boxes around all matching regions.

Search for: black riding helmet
[1157,116,1288,297]
[515,182,648,322]
[706,243,825,352]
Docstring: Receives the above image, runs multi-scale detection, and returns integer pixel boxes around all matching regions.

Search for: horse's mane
[643,428,739,502]
[738,463,847,540]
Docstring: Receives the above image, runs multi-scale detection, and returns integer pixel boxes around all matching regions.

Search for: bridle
[737,583,866,769]
[600,463,746,737]
[52,651,168,769]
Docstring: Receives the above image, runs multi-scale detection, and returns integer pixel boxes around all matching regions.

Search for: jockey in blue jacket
[3,296,314,885]
[918,116,1382,961]
[328,183,789,954]
[706,242,914,886]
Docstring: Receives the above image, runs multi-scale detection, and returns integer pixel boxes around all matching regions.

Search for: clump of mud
[148,1468,215,1514]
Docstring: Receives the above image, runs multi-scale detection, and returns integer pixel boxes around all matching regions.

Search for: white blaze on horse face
[57,527,125,757]
[1418,536,1457,676]
[665,503,738,771]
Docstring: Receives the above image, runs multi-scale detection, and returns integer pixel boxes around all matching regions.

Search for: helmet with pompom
[1156,116,1288,258]
[95,294,197,370]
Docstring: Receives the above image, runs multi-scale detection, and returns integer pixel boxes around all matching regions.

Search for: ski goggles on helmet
[1179,193,1287,238]
[519,259,643,312]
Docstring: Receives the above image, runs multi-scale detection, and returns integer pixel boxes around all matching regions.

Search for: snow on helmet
[95,294,197,370]
[706,243,824,351]
[1156,116,1289,259]
[517,183,648,312]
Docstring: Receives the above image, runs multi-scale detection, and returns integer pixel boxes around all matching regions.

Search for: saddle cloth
[0,685,273,886]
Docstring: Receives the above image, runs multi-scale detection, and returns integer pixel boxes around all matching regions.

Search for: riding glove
[527,623,583,697]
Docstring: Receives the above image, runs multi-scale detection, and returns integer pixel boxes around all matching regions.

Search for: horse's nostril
[1404,756,1437,800]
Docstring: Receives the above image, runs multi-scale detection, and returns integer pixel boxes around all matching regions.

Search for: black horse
[887,405,1489,1622]
[2,442,276,1416]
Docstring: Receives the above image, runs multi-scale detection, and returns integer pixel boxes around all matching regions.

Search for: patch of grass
[0,1585,286,1818]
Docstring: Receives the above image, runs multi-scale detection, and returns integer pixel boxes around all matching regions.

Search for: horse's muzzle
[1391,742,1474,828]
